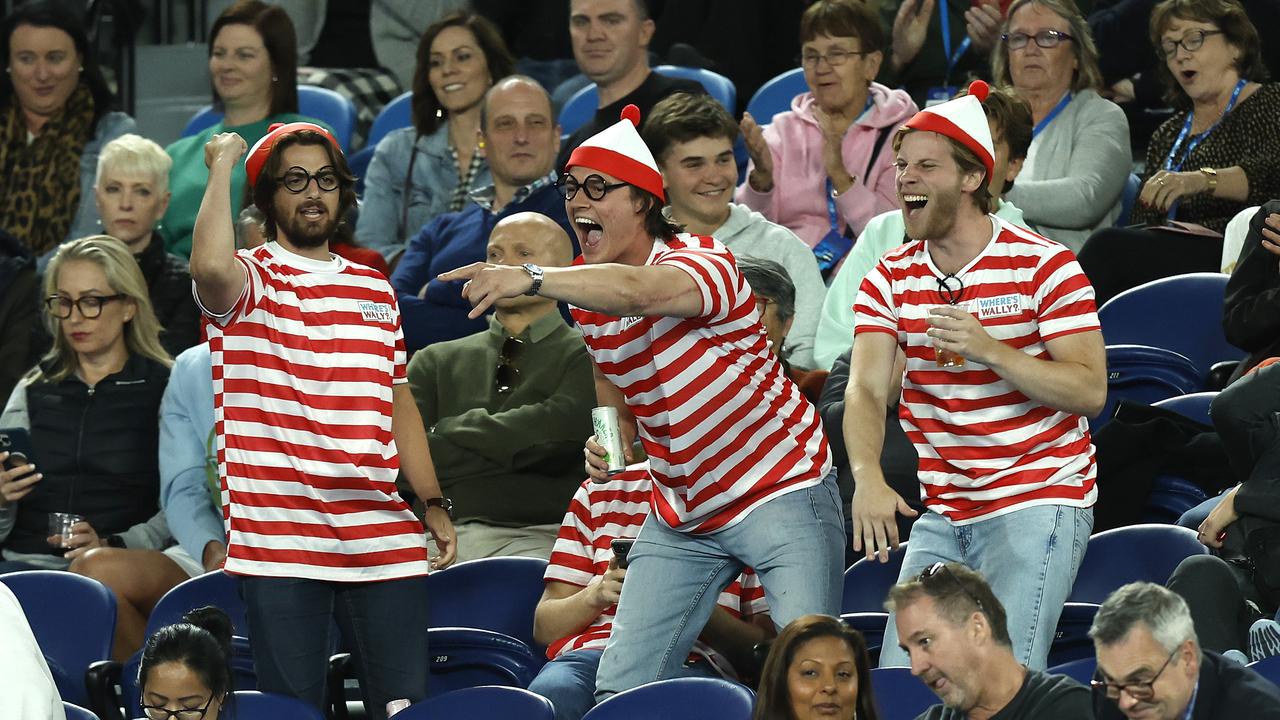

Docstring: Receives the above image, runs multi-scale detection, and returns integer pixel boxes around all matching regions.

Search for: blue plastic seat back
[1,570,116,707]
[746,67,807,124]
[1047,656,1098,686]
[1151,392,1217,425]
[1094,345,1206,430]
[367,91,413,150]
[1249,655,1280,688]
[63,701,99,720]
[348,145,375,196]
[426,628,541,697]
[180,86,357,151]
[1048,602,1102,667]
[558,82,597,136]
[842,543,909,613]
[1098,273,1244,380]
[399,686,554,720]
[182,106,222,137]
[841,612,889,659]
[869,667,938,720]
[582,677,755,720]
[653,65,737,110]
[424,557,547,650]
[1115,172,1141,226]
[231,690,326,720]
[1068,524,1207,604]
[1141,392,1220,521]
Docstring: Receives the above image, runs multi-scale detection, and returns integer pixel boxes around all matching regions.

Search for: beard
[903,182,962,241]
[276,202,338,248]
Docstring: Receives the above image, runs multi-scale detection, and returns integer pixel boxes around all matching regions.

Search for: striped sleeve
[1032,249,1100,342]
[653,244,746,324]
[544,482,597,589]
[197,252,258,327]
[736,568,768,616]
[853,260,899,336]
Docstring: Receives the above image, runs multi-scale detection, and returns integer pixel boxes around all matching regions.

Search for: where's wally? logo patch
[359,302,394,323]
[976,294,1023,320]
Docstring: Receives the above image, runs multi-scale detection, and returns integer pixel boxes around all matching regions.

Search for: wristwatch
[1199,167,1218,194]
[521,263,544,296]
[424,496,454,519]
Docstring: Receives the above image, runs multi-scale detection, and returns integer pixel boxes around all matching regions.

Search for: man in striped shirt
[190,123,457,719]
[843,83,1107,671]
[440,105,845,701]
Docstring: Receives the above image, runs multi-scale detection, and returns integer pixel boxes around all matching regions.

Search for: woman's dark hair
[799,0,886,55]
[629,186,683,241]
[208,0,299,116]
[753,614,879,720]
[250,130,357,242]
[1149,0,1267,108]
[411,11,514,136]
[0,0,113,128]
[138,606,235,705]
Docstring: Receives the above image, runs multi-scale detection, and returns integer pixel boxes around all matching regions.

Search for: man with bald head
[406,212,595,562]
[391,75,575,351]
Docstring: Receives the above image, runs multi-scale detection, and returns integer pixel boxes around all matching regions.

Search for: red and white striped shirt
[199,243,429,581]
[854,217,1100,524]
[543,467,767,678]
[569,234,831,533]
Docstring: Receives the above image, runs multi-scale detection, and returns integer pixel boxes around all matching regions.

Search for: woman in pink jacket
[737,0,917,271]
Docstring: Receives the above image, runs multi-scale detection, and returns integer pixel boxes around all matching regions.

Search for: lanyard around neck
[1032,92,1073,138]
[939,0,972,81]
[1163,78,1247,172]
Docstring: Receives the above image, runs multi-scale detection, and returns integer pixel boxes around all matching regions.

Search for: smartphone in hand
[0,428,35,473]
[611,539,635,569]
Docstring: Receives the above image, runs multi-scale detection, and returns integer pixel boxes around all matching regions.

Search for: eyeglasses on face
[800,47,871,68]
[1091,647,1180,702]
[140,694,216,720]
[1003,29,1074,50]
[918,562,986,614]
[495,336,525,394]
[275,165,340,194]
[45,294,125,319]
[1159,29,1223,58]
[557,174,629,202]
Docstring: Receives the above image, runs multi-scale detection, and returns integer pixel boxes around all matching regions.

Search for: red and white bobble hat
[564,104,665,202]
[243,121,342,190]
[902,80,995,182]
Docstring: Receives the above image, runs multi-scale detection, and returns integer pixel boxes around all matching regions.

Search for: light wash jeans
[876,504,1093,671]
[593,473,846,701]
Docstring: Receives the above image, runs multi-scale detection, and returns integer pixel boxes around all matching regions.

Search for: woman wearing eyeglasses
[1076,0,1280,305]
[137,607,234,720]
[0,236,178,655]
[990,0,1131,254]
[737,0,917,267]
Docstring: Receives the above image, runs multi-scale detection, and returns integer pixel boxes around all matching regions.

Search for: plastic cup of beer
[935,346,965,368]
[48,512,85,549]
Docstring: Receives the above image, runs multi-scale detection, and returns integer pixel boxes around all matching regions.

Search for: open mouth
[299,204,327,221]
[574,216,604,248]
[443,83,464,92]
[903,193,929,213]
[1180,69,1197,83]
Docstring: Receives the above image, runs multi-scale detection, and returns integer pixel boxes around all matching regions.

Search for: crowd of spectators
[4,0,1280,718]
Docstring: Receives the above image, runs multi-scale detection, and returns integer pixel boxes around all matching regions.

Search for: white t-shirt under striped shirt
[569,234,831,534]
[854,217,1100,524]
[198,243,429,581]
[543,468,767,679]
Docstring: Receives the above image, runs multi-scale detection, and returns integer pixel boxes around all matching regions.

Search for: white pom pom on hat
[564,103,666,202]
[902,80,995,182]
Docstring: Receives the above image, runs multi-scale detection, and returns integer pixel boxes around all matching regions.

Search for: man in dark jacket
[0,231,37,405]
[1091,582,1280,719]
[1223,202,1280,382]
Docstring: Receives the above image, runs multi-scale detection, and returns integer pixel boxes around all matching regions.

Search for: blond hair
[95,134,173,193]
[37,236,172,383]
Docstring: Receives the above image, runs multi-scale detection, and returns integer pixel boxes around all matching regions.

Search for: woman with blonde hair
[0,236,180,660]
[990,0,1131,252]
[95,133,199,356]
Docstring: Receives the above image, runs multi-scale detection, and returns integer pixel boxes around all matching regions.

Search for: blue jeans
[1177,493,1227,530]
[876,504,1093,671]
[593,474,845,701]
[240,575,429,720]
[529,649,717,720]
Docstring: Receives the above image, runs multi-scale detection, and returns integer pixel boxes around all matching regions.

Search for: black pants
[1167,554,1264,653]
[1077,226,1222,306]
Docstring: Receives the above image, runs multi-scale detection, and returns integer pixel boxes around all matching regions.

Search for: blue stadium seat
[424,557,547,654]
[0,571,115,709]
[557,82,596,137]
[1047,656,1097,686]
[398,685,554,719]
[1094,344,1205,429]
[425,628,542,697]
[62,702,99,720]
[181,86,358,151]
[653,65,737,111]
[1152,392,1216,424]
[231,690,326,720]
[1143,393,1219,523]
[582,677,755,720]
[1098,273,1244,386]
[746,67,806,124]
[1249,654,1280,687]
[1048,602,1105,667]
[841,612,890,660]
[349,145,374,196]
[842,543,909,613]
[1069,524,1207,604]
[366,90,413,150]
[869,667,938,720]
[1115,172,1141,227]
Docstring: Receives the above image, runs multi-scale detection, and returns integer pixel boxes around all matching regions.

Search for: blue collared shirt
[469,171,558,213]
